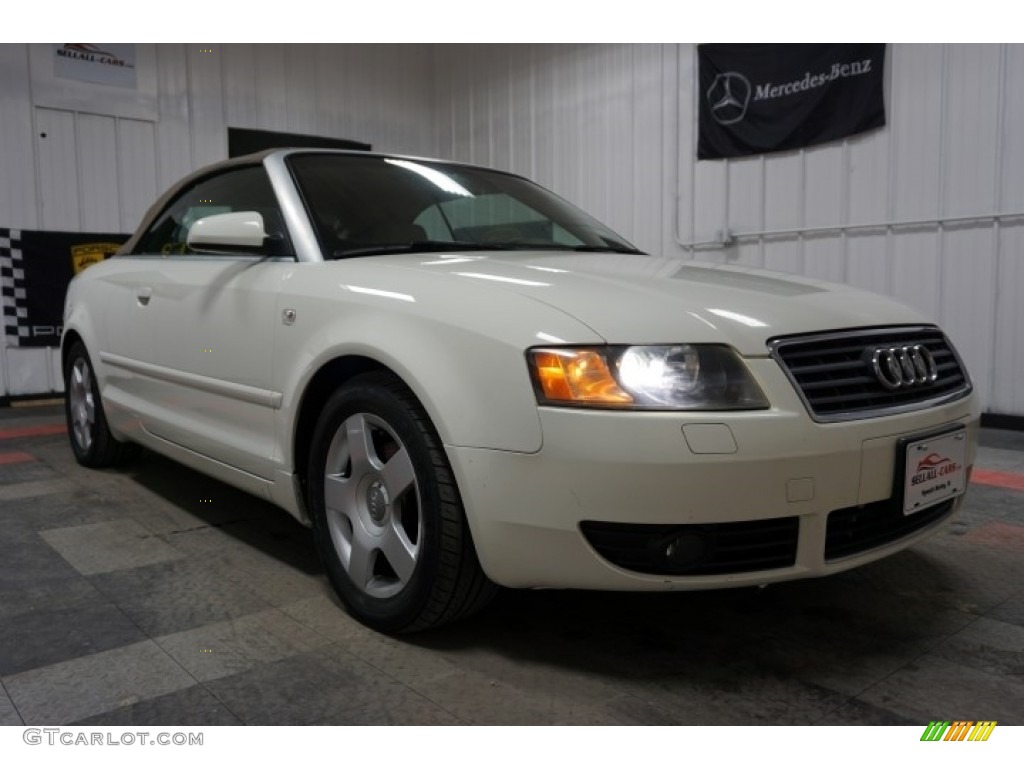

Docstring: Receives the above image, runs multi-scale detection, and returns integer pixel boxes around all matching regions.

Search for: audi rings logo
[870,345,939,391]
[707,72,752,125]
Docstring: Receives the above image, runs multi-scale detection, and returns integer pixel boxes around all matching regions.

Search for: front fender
[273,282,604,467]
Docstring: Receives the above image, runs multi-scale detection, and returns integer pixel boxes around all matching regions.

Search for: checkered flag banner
[0,227,128,348]
[0,228,28,347]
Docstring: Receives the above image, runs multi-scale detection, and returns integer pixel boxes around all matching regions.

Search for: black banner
[1,228,128,348]
[698,44,886,160]
[228,127,370,157]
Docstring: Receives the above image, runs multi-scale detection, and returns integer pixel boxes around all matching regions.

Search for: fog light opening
[660,532,711,571]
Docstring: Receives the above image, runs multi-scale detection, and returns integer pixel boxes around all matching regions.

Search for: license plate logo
[904,430,967,515]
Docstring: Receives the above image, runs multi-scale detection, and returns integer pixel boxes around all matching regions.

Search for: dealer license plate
[902,428,968,515]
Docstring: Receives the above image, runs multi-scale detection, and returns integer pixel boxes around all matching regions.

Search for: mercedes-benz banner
[698,44,886,160]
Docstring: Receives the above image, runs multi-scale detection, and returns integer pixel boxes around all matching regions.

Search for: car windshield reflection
[287,153,645,260]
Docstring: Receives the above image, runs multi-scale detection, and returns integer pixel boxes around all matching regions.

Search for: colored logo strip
[920,721,997,742]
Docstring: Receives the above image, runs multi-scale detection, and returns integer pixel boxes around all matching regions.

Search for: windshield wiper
[331,240,646,259]
[331,241,508,259]
[487,242,647,255]
[564,244,646,255]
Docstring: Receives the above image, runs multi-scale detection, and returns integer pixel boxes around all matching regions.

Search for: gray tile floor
[1,404,1022,725]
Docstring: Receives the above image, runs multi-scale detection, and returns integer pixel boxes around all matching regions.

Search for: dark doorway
[228,127,371,158]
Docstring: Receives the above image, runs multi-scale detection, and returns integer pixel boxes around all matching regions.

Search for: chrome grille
[770,326,971,422]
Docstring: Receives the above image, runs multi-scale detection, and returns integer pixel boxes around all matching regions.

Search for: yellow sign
[71,242,121,275]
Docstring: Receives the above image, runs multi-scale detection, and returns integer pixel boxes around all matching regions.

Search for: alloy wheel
[68,357,95,452]
[322,412,422,599]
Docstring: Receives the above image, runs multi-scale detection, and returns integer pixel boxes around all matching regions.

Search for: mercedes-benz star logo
[707,72,752,126]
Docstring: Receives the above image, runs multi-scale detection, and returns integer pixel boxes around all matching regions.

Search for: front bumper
[447,360,980,590]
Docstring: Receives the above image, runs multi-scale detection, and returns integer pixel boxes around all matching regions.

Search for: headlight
[527,345,769,410]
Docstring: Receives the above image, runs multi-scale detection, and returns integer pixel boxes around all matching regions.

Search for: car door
[127,165,294,481]
[90,257,156,434]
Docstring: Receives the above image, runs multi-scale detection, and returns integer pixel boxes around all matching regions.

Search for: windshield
[287,153,643,259]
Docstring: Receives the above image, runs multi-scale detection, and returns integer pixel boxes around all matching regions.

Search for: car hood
[370,251,931,357]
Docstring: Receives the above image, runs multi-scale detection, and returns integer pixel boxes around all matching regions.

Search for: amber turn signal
[530,349,633,405]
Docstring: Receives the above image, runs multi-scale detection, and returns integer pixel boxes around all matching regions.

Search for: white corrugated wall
[0,43,436,397]
[2,43,1022,418]
[434,44,1024,418]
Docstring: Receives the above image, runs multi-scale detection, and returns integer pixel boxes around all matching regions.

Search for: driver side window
[134,166,293,257]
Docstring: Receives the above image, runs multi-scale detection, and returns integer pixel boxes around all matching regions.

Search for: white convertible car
[63,149,980,632]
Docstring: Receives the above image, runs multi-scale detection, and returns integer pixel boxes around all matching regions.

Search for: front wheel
[63,340,139,467]
[307,372,496,633]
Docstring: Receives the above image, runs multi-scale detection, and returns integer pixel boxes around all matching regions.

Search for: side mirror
[186,211,266,252]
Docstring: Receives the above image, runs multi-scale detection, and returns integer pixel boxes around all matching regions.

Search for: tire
[64,340,140,467]
[307,371,497,633]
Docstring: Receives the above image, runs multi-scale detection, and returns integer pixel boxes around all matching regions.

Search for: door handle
[137,286,152,306]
